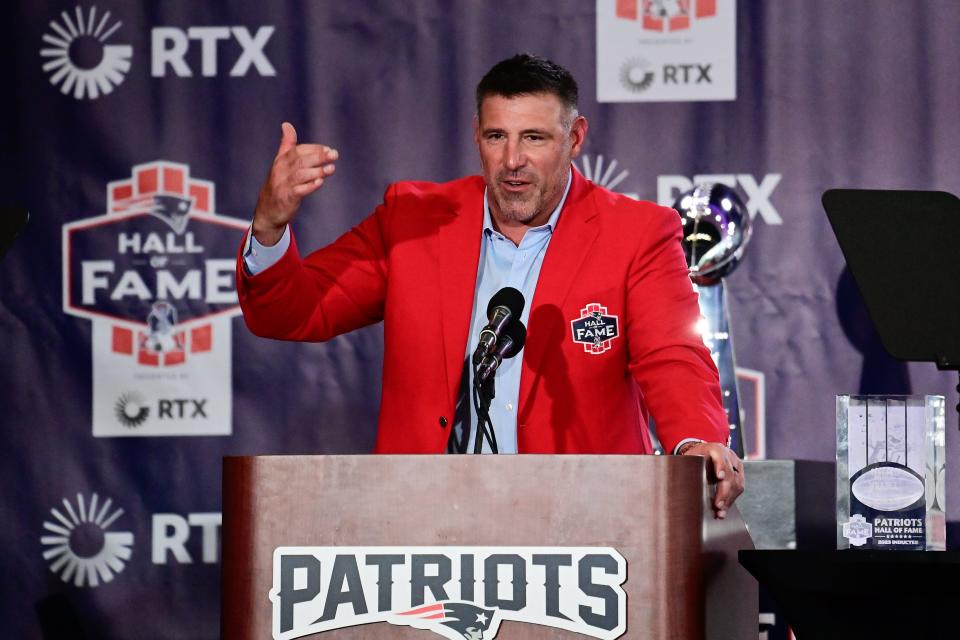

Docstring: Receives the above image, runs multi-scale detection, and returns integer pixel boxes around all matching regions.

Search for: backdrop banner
[2,1,958,638]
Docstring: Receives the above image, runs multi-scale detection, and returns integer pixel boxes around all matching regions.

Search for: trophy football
[674,183,753,457]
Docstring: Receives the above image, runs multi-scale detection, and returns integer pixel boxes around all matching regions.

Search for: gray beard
[491,182,563,224]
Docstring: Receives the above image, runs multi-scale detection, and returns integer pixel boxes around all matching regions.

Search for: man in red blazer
[237,54,744,516]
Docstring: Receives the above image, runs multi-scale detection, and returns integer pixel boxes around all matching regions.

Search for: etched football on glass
[852,466,926,511]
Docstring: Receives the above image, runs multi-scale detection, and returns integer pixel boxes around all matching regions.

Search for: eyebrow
[481,127,553,136]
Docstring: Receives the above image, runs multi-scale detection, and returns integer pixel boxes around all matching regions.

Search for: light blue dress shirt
[450,171,571,454]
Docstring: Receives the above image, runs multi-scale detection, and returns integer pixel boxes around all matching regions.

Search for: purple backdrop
[1,1,958,638]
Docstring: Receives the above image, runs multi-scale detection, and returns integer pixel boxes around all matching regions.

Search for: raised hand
[252,122,339,246]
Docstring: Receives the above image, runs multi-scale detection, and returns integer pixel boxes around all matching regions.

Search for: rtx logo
[159,398,207,419]
[658,174,783,224]
[40,6,277,100]
[41,493,134,588]
[618,60,712,94]
[40,6,132,100]
[113,393,208,428]
[619,58,655,94]
[663,63,712,85]
[152,513,222,565]
[40,493,222,590]
[151,26,276,77]
[115,392,149,427]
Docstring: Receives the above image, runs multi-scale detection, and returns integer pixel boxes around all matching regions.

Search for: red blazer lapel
[435,180,485,410]
[518,170,600,423]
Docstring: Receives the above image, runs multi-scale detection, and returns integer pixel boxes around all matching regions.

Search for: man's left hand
[680,442,745,519]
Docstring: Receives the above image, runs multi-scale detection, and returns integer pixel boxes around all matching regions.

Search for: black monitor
[822,189,960,371]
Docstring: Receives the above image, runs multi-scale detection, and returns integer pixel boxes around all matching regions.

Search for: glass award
[837,395,945,550]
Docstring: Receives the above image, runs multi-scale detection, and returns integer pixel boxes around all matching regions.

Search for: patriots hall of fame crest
[62,161,248,436]
[570,303,620,355]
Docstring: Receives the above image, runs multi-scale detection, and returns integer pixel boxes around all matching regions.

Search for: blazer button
[438,416,448,428]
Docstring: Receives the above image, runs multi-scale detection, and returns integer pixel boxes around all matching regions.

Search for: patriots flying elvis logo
[395,601,497,639]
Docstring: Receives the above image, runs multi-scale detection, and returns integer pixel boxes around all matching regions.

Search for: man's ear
[569,115,588,158]
[473,114,481,146]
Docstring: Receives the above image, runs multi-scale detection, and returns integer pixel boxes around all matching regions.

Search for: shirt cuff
[673,438,706,455]
[243,224,290,275]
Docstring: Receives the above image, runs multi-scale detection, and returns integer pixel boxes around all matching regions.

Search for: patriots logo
[114,193,194,234]
[393,601,499,639]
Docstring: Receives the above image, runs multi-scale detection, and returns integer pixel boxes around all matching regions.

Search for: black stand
[740,550,960,639]
[471,365,498,454]
[823,189,960,425]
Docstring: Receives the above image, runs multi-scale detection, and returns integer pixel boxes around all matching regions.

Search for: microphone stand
[472,363,498,454]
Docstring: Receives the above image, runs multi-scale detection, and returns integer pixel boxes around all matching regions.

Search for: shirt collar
[482,168,573,236]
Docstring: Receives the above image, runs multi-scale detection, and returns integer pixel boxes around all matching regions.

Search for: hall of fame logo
[62,161,248,436]
[570,304,620,355]
[842,514,873,547]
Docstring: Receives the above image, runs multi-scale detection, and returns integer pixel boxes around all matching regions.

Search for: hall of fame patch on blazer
[570,303,620,355]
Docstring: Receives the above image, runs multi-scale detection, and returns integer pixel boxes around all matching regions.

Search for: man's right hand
[252,122,339,246]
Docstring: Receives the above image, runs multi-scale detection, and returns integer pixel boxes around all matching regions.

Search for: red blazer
[237,170,727,454]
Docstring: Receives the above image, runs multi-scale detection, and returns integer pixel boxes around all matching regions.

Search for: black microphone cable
[471,360,498,454]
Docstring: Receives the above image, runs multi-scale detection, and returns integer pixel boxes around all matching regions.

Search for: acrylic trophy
[836,395,945,550]
[674,184,753,457]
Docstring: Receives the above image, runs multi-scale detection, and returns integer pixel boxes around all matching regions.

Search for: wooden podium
[222,455,755,639]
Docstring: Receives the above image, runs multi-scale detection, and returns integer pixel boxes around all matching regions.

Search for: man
[237,54,743,516]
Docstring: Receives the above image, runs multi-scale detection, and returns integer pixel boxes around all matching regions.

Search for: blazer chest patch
[570,303,620,355]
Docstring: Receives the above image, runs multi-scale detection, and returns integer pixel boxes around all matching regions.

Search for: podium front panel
[222,454,753,639]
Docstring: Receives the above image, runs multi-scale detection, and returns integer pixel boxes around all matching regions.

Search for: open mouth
[501,178,532,191]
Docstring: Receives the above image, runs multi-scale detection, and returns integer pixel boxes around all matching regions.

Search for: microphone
[472,287,525,366]
[475,320,526,388]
